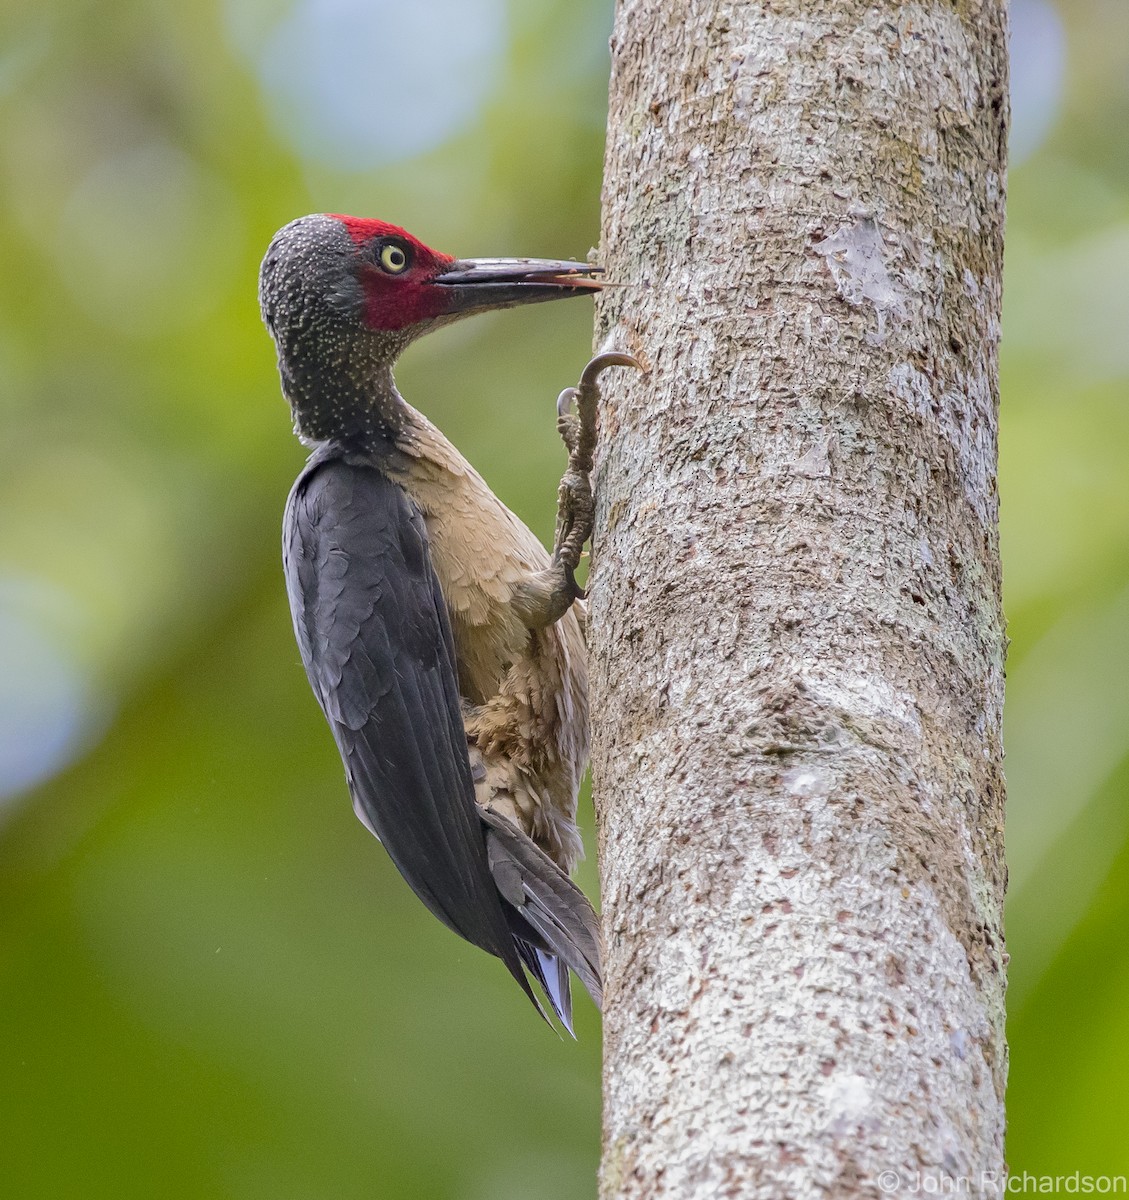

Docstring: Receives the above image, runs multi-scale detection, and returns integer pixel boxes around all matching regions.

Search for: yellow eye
[379,243,410,273]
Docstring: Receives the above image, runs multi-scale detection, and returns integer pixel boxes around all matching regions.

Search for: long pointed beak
[431,257,603,316]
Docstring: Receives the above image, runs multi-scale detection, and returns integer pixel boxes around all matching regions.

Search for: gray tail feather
[515,941,574,1035]
[481,808,603,1019]
[537,949,573,1034]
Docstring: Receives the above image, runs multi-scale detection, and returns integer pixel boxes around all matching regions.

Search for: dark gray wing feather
[283,453,539,1009]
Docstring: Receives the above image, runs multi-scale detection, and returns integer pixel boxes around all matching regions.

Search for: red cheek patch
[326,214,456,331]
[356,265,454,331]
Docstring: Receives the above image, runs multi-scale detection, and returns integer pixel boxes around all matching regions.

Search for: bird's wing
[283,452,538,1005]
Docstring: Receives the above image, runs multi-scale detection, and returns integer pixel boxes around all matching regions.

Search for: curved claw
[578,351,644,391]
[547,349,644,616]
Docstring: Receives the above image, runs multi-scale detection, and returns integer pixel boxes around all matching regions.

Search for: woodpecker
[259,213,637,1031]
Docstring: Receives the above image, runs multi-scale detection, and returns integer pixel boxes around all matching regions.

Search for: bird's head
[260,213,602,441]
[260,214,601,431]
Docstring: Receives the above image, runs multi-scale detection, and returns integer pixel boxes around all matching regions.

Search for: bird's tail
[480,808,603,1032]
[516,941,575,1034]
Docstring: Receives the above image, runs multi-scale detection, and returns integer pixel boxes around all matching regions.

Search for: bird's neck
[281,347,407,447]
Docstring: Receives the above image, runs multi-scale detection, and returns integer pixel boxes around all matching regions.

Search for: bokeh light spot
[56,139,244,337]
[1010,0,1067,165]
[246,0,507,170]
[0,576,100,812]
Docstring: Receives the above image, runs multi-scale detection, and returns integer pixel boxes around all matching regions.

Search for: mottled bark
[589,3,1009,1198]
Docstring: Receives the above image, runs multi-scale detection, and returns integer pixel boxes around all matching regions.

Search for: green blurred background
[0,0,1124,1195]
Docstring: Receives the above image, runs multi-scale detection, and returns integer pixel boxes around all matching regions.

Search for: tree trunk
[589,3,1009,1197]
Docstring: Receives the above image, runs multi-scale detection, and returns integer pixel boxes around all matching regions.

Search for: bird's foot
[512,352,642,631]
[551,352,642,597]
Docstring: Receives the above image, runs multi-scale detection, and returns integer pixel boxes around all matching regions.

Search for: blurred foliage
[1001,0,1129,1174]
[0,0,1125,1195]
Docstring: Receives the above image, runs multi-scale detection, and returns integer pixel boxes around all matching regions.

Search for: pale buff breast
[384,407,590,868]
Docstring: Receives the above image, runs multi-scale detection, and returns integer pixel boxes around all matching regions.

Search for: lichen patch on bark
[814,216,905,339]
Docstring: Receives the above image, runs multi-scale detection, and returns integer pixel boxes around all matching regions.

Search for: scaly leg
[552,352,642,596]
[514,351,642,629]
